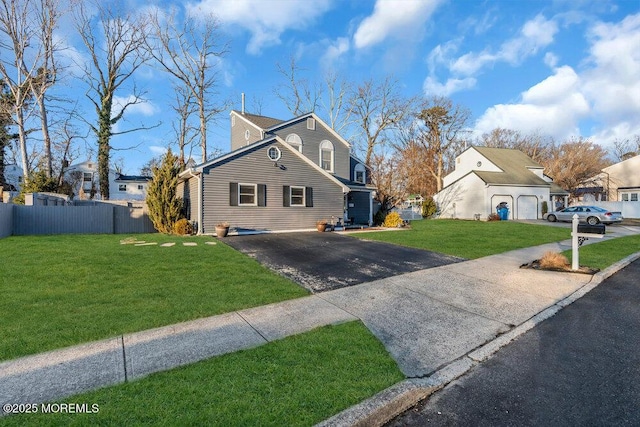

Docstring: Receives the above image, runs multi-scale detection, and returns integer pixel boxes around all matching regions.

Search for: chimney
[241,93,245,114]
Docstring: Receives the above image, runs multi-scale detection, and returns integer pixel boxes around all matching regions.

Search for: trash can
[496,202,509,220]
[499,207,509,220]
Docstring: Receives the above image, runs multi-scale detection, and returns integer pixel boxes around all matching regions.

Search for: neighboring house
[178,111,375,234]
[434,147,568,220]
[577,154,640,202]
[3,163,23,191]
[64,160,151,201]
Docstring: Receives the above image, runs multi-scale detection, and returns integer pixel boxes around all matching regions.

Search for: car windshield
[589,206,607,212]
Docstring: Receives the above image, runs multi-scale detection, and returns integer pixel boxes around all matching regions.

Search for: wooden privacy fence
[5,203,156,236]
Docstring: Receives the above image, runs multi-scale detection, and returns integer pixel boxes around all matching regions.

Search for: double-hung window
[238,183,257,206]
[319,140,334,172]
[230,182,266,207]
[290,186,305,206]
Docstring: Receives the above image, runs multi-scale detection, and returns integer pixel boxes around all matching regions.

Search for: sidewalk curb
[317,251,640,427]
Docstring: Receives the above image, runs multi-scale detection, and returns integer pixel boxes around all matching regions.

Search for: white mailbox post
[571,213,605,270]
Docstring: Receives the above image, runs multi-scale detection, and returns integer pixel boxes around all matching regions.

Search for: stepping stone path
[183,242,197,246]
[205,241,217,245]
[160,243,176,247]
[134,242,157,246]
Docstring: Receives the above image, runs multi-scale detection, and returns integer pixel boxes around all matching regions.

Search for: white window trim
[118,184,127,192]
[238,183,258,206]
[244,129,250,140]
[319,140,334,173]
[307,117,316,130]
[354,163,366,183]
[285,133,303,153]
[267,146,281,161]
[290,186,305,207]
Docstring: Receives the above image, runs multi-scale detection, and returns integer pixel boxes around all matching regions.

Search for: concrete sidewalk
[1,234,636,420]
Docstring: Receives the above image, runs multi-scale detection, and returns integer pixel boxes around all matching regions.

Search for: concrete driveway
[223,231,463,292]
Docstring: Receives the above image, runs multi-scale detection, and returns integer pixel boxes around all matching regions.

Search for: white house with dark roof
[435,146,568,220]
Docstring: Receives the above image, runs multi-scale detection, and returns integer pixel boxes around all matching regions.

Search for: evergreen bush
[146,149,184,234]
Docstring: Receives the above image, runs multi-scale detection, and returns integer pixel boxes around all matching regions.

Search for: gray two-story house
[178,111,374,235]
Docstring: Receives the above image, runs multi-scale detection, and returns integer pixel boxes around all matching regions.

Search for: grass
[0,322,404,427]
[564,234,640,270]
[358,220,571,259]
[0,234,307,361]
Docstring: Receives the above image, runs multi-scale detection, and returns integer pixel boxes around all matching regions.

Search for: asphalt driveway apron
[223,232,463,292]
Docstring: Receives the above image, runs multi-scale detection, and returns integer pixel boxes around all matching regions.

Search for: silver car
[544,205,624,225]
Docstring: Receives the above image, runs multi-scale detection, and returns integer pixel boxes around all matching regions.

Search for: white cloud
[186,0,333,55]
[149,145,168,156]
[112,96,159,118]
[582,13,640,124]
[321,37,350,69]
[449,14,558,77]
[354,0,443,49]
[423,76,476,96]
[475,66,589,139]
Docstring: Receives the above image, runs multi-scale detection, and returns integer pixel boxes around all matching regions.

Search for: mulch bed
[520,259,599,275]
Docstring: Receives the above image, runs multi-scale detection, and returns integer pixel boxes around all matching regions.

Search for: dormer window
[354,163,366,183]
[319,140,334,172]
[285,134,303,153]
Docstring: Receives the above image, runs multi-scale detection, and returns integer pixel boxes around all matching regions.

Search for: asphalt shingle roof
[473,146,550,186]
[232,110,283,130]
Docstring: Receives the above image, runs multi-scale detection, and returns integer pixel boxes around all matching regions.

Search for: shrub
[539,251,569,270]
[541,201,549,216]
[421,196,437,218]
[146,149,184,234]
[173,218,194,235]
[383,212,403,228]
[373,210,386,226]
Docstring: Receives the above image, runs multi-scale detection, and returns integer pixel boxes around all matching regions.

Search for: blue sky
[53,0,640,174]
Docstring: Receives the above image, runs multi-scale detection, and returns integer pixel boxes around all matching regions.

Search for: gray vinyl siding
[347,191,371,224]
[269,119,350,180]
[230,117,263,151]
[201,141,344,233]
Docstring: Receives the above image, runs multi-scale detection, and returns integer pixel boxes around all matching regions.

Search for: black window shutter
[258,184,267,207]
[229,182,238,206]
[283,185,290,207]
[305,187,313,207]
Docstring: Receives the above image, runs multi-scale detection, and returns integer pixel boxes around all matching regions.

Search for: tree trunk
[97,95,113,200]
[37,96,53,178]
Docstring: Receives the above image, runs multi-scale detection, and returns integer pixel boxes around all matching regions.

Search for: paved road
[387,258,640,426]
[224,232,463,292]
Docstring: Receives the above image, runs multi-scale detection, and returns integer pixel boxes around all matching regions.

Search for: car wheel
[587,216,599,225]
[547,214,556,222]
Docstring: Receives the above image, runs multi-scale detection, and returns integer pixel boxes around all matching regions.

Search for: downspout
[184,169,203,235]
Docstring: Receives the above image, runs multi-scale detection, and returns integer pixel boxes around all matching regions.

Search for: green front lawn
[564,234,640,270]
[358,220,571,259]
[0,234,307,361]
[0,322,404,427]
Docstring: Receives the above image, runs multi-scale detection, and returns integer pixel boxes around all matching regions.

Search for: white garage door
[517,196,538,219]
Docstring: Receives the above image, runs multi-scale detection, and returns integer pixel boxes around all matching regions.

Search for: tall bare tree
[170,84,198,167]
[147,10,228,163]
[349,76,415,166]
[543,137,611,198]
[610,135,640,162]
[478,128,552,164]
[74,1,151,199]
[274,55,321,117]
[28,0,62,178]
[414,96,471,192]
[0,0,41,179]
